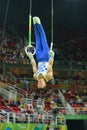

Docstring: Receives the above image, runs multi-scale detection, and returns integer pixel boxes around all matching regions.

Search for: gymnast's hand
[28,52,34,60]
[49,50,55,58]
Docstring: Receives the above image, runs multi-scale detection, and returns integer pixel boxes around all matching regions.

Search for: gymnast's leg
[33,17,50,62]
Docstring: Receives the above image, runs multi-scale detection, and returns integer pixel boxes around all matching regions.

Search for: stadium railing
[0,107,87,124]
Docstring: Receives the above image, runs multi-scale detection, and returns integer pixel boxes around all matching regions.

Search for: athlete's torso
[36,62,48,80]
[33,62,53,82]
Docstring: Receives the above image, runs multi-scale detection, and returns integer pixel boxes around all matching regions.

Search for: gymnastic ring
[25,45,36,56]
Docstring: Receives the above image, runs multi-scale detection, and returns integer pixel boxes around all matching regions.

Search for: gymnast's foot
[33,17,41,24]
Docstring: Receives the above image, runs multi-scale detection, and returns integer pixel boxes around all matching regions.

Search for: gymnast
[27,17,54,89]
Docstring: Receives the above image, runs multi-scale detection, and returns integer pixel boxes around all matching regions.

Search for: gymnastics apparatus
[25,0,55,89]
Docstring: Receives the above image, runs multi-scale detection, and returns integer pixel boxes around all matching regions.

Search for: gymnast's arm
[28,53,37,73]
[30,58,37,73]
[48,50,54,66]
[49,57,54,66]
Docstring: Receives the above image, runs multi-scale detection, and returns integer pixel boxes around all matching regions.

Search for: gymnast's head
[37,74,46,89]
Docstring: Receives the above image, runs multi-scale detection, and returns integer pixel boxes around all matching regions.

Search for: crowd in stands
[62,87,87,114]
[0,71,87,125]
[0,85,63,123]
[0,28,87,65]
[0,76,87,121]
[54,28,87,61]
[0,34,30,64]
[0,28,87,84]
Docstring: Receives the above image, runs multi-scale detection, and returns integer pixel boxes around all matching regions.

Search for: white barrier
[0,111,55,124]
